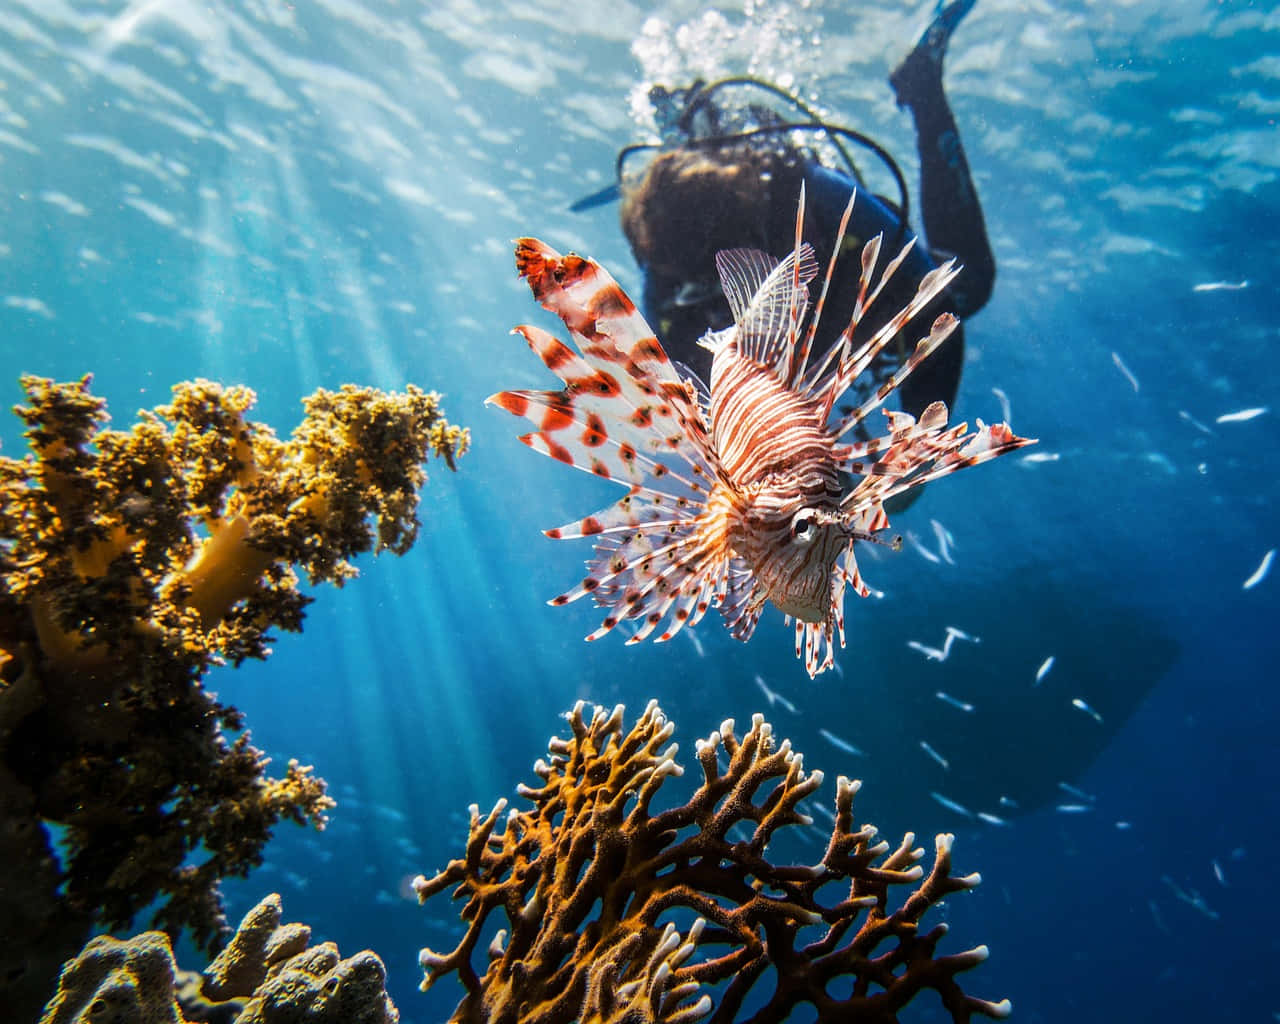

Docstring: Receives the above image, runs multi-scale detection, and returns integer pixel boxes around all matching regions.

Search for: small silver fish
[1192,279,1248,292]
[1057,781,1094,802]
[908,639,947,661]
[1178,409,1214,435]
[930,518,956,565]
[753,673,798,714]
[1243,549,1274,590]
[1111,350,1140,392]
[930,792,973,818]
[1215,406,1267,424]
[818,728,865,757]
[919,740,950,771]
[935,691,975,713]
[906,530,943,564]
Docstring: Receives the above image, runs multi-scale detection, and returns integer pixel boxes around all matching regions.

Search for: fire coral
[0,374,468,1020]
[414,700,1010,1023]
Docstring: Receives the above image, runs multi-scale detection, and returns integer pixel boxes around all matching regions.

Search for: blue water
[3,2,1278,1021]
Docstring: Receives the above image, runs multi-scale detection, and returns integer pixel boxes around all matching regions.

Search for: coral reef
[0,374,467,1020]
[414,701,1010,1023]
[38,892,398,1024]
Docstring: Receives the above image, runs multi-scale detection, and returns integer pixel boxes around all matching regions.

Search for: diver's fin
[568,182,621,213]
[890,0,976,108]
[927,0,977,45]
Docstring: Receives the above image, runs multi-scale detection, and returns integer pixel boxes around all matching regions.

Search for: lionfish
[489,190,1033,677]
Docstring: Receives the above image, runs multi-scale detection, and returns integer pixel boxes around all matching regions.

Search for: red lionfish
[489,190,1033,677]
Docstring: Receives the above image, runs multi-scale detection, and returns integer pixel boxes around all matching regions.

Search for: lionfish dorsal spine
[797,229,894,402]
[780,182,810,385]
[819,255,962,427]
[791,188,858,388]
[831,307,961,440]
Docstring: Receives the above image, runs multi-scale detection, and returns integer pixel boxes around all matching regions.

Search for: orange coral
[414,701,1010,1023]
[0,374,466,1020]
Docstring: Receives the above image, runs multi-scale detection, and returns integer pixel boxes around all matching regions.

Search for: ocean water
[2,1,1278,1022]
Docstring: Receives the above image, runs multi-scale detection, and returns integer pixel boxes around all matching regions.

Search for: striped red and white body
[489,188,1034,677]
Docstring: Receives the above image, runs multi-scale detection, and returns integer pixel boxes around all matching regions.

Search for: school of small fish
[490,189,1033,676]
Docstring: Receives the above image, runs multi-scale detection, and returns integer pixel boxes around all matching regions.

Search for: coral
[234,945,398,1024]
[414,702,1010,1024]
[0,374,467,1019]
[202,894,311,1002]
[38,893,398,1024]
[37,931,184,1024]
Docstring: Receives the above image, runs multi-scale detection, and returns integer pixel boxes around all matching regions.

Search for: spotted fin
[720,556,767,642]
[488,240,714,491]
[553,521,730,647]
[491,238,734,646]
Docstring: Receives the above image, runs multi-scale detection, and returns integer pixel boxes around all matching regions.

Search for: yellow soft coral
[0,373,466,1021]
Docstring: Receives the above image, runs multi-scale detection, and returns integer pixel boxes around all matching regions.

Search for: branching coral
[38,892,398,1024]
[0,374,467,1019]
[414,701,1010,1023]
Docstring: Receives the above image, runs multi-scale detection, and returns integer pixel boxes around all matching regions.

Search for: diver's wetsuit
[622,8,994,424]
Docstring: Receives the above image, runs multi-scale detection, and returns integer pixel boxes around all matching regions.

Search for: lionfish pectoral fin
[557,511,731,647]
[719,556,766,642]
[514,237,674,372]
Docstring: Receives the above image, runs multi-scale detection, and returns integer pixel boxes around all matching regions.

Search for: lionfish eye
[791,509,818,544]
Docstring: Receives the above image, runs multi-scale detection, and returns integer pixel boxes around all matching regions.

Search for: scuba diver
[571,0,994,427]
